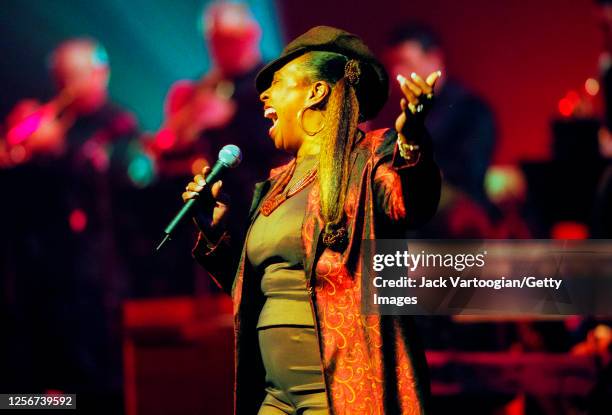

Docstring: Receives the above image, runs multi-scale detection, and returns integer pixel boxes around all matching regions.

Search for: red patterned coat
[193,128,441,414]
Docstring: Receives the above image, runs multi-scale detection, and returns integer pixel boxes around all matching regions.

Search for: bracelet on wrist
[397,135,421,162]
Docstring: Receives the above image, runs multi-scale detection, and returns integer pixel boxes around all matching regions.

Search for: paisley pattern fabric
[193,128,441,415]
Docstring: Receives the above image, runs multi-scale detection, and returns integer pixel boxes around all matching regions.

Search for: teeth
[264,107,277,119]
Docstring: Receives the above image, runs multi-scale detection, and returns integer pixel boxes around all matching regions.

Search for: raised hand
[394,71,441,160]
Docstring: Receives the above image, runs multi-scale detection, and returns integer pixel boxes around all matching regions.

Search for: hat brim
[255,46,317,93]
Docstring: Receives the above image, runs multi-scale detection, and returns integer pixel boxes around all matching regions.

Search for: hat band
[344,59,361,86]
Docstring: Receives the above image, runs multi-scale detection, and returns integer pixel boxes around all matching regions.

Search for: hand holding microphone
[182,165,230,239]
[156,144,241,251]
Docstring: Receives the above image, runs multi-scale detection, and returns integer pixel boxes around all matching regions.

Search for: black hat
[255,26,389,121]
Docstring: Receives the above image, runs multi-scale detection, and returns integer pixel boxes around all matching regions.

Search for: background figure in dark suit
[378,28,501,413]
[1,38,140,413]
[380,23,497,213]
[148,2,288,243]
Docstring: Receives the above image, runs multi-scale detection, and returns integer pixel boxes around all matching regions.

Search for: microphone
[156,144,242,251]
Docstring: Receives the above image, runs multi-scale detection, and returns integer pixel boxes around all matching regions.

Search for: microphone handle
[162,198,198,236]
[156,159,227,251]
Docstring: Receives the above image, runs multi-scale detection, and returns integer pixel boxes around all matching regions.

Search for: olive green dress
[246,154,329,415]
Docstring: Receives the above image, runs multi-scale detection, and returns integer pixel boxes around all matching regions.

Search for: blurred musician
[381,23,497,212]
[1,38,138,412]
[150,2,286,238]
[1,38,137,167]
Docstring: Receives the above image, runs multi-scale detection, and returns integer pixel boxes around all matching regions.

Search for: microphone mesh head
[218,144,242,168]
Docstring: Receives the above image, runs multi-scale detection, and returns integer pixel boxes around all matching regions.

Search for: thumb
[211,180,223,198]
[395,110,406,134]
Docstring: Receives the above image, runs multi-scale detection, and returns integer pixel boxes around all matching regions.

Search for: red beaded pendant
[260,164,318,217]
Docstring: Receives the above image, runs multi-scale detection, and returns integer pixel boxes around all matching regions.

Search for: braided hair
[301,51,362,250]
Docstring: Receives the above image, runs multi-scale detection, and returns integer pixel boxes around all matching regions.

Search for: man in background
[381,23,497,215]
[1,38,139,412]
[150,1,286,239]
[379,27,503,415]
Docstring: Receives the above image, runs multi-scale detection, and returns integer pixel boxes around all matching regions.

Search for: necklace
[260,160,318,216]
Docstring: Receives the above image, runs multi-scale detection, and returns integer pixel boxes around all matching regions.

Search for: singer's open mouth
[264,107,279,132]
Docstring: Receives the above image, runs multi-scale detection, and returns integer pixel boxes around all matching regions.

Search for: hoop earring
[298,108,325,136]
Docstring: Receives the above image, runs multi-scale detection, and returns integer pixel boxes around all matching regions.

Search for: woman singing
[183,26,441,415]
